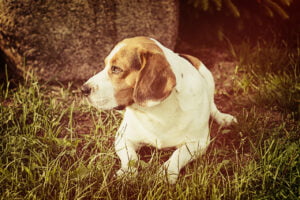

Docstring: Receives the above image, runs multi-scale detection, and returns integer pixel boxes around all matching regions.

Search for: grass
[1,40,300,199]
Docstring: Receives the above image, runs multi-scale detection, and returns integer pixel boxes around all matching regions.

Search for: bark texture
[0,0,179,82]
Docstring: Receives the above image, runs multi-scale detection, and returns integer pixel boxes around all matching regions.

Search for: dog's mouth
[113,105,126,110]
[84,97,126,110]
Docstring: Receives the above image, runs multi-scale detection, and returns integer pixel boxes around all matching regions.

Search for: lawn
[1,40,299,199]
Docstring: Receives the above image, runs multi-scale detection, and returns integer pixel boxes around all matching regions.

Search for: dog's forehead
[105,43,126,64]
[122,36,154,45]
[105,37,159,64]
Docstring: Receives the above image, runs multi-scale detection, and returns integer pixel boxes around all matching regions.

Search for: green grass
[1,41,300,199]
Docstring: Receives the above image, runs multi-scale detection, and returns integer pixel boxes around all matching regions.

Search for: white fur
[84,68,118,110]
[84,43,126,109]
[85,37,237,184]
[106,43,126,63]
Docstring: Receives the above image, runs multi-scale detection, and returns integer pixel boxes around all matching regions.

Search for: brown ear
[133,51,176,107]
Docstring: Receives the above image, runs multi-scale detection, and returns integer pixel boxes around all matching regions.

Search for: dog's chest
[120,92,203,149]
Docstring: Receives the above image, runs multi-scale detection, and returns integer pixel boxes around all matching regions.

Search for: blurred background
[1,0,299,83]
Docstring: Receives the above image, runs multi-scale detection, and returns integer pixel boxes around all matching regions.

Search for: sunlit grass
[1,41,299,199]
[233,40,300,116]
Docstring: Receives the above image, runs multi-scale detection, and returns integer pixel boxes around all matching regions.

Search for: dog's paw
[216,113,237,126]
[158,167,179,185]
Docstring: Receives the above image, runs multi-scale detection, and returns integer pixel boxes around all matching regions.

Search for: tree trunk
[0,0,179,82]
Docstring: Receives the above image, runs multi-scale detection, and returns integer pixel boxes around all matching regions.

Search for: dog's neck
[126,90,182,123]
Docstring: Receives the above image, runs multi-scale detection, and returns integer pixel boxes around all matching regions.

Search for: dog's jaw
[83,69,119,110]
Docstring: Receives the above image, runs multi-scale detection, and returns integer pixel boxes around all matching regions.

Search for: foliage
[232,40,300,116]
[188,0,293,19]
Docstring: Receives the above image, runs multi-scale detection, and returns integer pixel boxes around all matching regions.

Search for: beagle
[82,36,237,184]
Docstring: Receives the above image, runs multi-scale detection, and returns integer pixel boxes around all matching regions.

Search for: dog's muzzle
[81,84,91,97]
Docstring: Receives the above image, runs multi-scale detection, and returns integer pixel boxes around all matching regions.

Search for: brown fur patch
[179,54,202,70]
[133,52,176,106]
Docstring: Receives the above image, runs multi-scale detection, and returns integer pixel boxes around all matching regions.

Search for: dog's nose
[81,84,91,96]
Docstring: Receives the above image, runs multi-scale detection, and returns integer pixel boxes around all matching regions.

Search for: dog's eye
[111,66,123,74]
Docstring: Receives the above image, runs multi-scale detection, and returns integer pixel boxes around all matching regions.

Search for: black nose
[81,84,91,96]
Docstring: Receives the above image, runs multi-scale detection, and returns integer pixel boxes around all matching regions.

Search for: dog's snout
[81,84,91,96]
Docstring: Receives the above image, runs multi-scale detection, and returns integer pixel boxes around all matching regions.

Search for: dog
[81,36,237,184]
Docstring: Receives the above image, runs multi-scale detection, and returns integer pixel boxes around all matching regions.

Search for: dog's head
[81,37,176,110]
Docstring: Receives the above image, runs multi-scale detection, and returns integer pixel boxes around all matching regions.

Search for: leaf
[128,160,139,168]
[201,0,209,11]
[265,0,289,19]
[221,129,231,134]
[212,0,222,11]
[263,5,274,17]
[53,137,72,147]
[224,0,240,18]
[139,160,148,169]
[278,0,292,6]
[70,163,90,180]
[286,142,299,154]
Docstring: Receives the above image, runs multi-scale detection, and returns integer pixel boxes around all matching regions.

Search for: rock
[0,0,179,82]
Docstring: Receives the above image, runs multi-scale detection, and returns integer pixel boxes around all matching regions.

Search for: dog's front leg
[160,141,207,184]
[115,135,139,177]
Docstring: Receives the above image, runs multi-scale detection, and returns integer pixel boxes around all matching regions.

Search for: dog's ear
[133,48,176,107]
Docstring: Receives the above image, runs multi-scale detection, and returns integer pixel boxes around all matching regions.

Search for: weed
[233,40,300,118]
